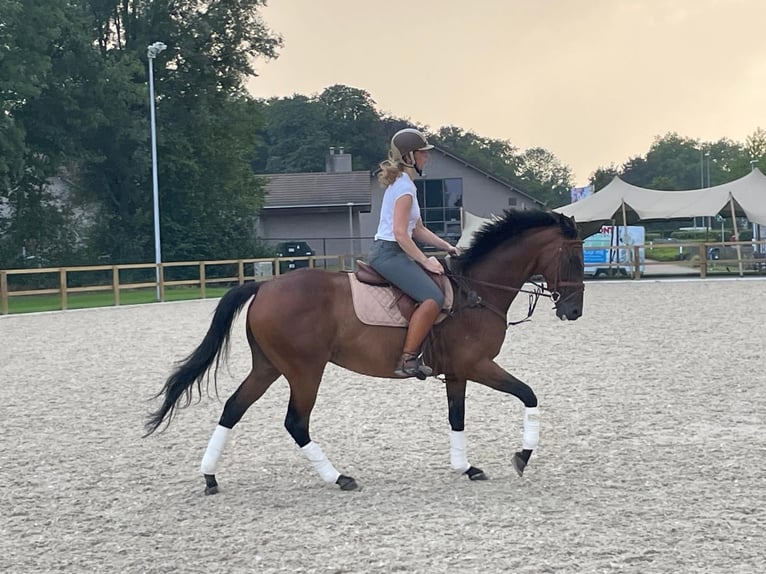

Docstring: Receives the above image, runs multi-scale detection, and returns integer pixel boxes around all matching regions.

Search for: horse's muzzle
[556,305,582,321]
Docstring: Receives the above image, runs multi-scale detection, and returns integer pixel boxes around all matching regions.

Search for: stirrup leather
[394,352,433,380]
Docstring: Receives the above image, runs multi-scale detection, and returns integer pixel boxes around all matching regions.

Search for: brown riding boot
[395,299,441,379]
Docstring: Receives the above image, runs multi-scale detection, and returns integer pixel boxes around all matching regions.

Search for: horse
[145,209,584,494]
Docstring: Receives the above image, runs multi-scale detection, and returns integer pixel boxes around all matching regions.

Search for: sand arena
[1,279,764,573]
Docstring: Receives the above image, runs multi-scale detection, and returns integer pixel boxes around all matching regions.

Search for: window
[415,178,463,239]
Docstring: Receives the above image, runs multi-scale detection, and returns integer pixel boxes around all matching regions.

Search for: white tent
[458,169,766,251]
[554,168,766,229]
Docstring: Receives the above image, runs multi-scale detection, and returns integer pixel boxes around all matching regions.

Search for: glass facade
[415,178,463,239]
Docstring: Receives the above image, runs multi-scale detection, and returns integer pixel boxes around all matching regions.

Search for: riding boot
[395,299,441,379]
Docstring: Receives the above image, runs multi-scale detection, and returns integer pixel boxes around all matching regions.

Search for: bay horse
[145,209,584,494]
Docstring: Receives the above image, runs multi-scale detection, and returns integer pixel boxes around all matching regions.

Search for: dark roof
[262,171,371,209]
[432,146,544,206]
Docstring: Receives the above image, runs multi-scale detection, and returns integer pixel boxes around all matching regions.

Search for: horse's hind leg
[200,354,280,495]
[283,372,358,491]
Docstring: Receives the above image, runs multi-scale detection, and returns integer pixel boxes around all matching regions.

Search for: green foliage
[253,85,387,173]
[645,246,684,261]
[0,0,281,268]
[669,230,711,240]
[593,132,761,191]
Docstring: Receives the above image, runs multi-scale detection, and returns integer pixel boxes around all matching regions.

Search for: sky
[246,0,765,185]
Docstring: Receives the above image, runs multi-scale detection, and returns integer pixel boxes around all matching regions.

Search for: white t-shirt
[374,172,420,241]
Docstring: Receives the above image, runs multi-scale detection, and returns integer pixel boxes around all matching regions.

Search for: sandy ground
[1,278,764,574]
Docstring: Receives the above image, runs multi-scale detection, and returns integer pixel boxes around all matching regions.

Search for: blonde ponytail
[377,159,405,187]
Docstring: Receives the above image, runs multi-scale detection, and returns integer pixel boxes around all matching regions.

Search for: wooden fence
[1,242,765,315]
[0,254,347,315]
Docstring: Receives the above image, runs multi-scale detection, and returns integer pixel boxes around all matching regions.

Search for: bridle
[448,239,584,328]
[544,239,586,305]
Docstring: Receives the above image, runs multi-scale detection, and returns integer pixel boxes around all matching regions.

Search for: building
[257,147,543,258]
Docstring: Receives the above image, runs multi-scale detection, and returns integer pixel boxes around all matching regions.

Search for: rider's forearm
[393,231,430,265]
[412,226,453,251]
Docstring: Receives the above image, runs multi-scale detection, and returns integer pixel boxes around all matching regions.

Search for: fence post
[1,271,8,315]
[159,263,165,302]
[238,260,244,285]
[699,243,707,278]
[112,265,120,306]
[200,262,206,299]
[633,246,640,279]
[59,268,68,310]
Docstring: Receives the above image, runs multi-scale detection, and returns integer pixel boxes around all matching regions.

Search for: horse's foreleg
[200,364,279,495]
[283,375,358,491]
[445,378,487,481]
[471,361,540,477]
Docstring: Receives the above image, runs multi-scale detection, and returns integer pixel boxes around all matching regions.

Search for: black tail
[144,282,262,436]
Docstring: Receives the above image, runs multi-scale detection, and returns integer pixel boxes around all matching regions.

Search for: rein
[448,274,549,327]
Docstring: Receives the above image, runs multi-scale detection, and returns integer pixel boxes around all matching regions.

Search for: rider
[368,128,460,379]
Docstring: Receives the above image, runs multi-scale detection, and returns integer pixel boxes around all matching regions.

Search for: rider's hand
[422,256,444,275]
[447,245,462,256]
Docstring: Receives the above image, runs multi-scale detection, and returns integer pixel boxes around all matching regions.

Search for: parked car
[274,241,314,274]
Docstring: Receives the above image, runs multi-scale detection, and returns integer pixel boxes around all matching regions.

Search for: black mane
[457,209,578,270]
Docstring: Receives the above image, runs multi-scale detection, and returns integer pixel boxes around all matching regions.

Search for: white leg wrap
[200,424,231,475]
[301,441,341,484]
[449,430,471,472]
[522,407,541,450]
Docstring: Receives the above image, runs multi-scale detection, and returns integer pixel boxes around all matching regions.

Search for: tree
[589,165,619,191]
[515,147,573,208]
[65,0,282,263]
[317,84,385,169]
[433,126,520,183]
[253,95,331,173]
[0,0,83,267]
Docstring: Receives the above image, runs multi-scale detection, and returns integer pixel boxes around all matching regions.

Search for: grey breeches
[367,240,445,307]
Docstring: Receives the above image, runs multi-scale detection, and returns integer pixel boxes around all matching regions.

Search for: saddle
[350,259,453,326]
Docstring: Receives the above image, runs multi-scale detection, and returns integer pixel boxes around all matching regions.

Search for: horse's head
[538,214,584,321]
[456,209,585,322]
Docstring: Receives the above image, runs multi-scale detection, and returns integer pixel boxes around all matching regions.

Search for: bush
[670,230,709,240]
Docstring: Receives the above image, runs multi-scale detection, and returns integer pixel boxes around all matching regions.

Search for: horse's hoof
[465,466,488,481]
[511,452,527,477]
[204,473,219,495]
[336,474,359,491]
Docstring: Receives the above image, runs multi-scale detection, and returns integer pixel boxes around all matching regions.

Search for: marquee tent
[553,168,766,232]
[458,169,766,250]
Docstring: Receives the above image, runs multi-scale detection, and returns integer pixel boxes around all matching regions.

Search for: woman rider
[368,128,460,379]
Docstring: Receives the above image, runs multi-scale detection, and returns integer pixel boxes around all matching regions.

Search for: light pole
[697,147,704,228]
[347,202,354,269]
[147,41,167,301]
[705,151,712,231]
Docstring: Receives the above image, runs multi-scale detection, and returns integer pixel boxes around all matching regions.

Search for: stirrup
[395,352,433,380]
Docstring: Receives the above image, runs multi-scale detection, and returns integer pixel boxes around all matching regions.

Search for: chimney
[326,146,353,173]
